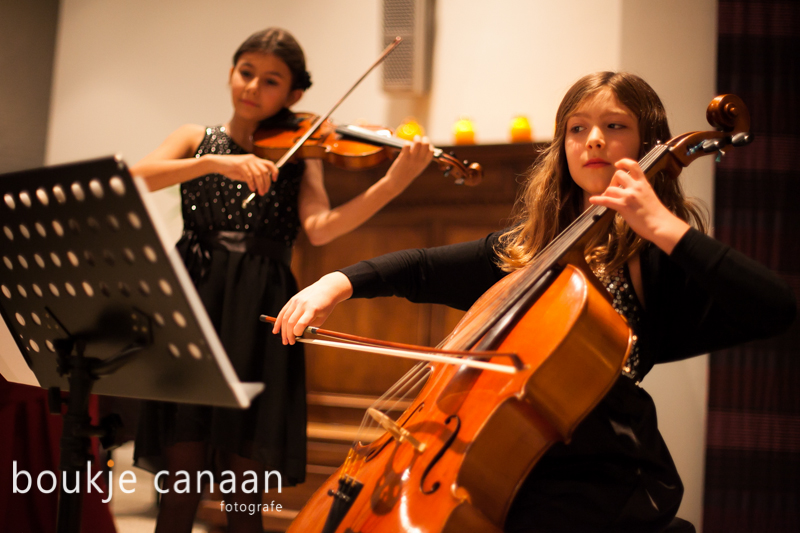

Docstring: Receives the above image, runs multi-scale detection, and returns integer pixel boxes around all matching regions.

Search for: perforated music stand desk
[0,155,264,532]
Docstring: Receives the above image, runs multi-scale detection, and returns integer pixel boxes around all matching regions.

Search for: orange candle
[510,115,533,143]
[453,117,476,145]
[396,118,424,140]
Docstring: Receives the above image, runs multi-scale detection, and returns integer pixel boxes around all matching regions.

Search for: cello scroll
[653,94,753,178]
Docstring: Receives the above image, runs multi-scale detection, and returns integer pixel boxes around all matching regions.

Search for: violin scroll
[434,152,483,186]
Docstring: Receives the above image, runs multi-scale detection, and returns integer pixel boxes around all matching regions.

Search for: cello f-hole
[420,414,461,494]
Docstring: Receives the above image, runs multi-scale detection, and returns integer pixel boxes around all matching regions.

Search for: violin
[252,111,483,185]
[276,94,753,533]
[241,36,481,208]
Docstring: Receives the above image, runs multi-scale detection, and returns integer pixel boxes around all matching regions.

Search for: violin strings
[335,125,407,150]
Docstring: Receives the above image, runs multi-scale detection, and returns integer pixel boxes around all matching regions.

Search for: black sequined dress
[134,126,307,485]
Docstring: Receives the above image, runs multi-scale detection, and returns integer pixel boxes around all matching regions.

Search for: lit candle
[396,118,424,141]
[509,115,532,143]
[453,117,475,145]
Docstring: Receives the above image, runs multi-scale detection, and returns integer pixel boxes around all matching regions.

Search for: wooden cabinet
[198,142,544,531]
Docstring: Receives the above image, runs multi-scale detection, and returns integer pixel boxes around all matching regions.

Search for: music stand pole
[54,338,102,533]
[51,316,150,533]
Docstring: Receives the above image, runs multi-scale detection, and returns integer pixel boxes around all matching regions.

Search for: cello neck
[461,142,673,352]
[544,141,672,266]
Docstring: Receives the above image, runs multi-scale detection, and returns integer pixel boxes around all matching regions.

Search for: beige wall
[619,2,717,529]
[45,0,717,528]
[0,0,60,388]
[0,0,59,173]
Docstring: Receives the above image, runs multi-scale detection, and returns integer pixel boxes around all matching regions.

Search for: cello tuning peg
[731,132,753,146]
[715,149,726,163]
[443,167,452,178]
[702,139,723,153]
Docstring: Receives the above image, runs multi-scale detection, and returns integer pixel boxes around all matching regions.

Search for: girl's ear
[229,66,235,84]
[286,88,304,108]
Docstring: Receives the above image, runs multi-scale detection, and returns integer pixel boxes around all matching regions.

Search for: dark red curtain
[704,2,800,531]
[0,375,117,532]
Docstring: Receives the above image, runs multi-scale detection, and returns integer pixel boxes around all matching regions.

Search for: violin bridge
[367,407,426,453]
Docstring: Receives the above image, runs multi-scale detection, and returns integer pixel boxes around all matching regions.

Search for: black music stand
[0,156,263,533]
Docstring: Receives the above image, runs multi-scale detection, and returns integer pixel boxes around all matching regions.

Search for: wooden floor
[110,442,210,533]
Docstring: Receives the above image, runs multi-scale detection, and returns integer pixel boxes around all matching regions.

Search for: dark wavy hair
[497,71,707,273]
[233,28,312,91]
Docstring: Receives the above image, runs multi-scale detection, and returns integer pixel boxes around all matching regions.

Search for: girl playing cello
[273,71,796,531]
[131,27,434,533]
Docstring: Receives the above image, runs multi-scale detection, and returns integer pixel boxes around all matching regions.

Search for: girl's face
[229,52,303,122]
[565,88,640,206]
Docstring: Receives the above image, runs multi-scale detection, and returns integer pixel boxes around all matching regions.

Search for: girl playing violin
[131,27,433,533]
[273,71,796,532]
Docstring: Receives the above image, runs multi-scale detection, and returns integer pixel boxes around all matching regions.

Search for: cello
[277,94,752,532]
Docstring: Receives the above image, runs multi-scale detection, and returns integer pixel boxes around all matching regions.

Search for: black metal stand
[0,156,264,533]
[47,306,151,533]
[53,339,104,533]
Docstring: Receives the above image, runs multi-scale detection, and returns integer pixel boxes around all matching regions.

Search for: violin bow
[242,36,404,208]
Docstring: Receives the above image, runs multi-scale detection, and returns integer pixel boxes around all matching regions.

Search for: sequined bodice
[180,126,304,246]
[595,263,644,380]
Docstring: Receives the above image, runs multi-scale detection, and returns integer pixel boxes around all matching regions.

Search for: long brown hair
[496,71,707,273]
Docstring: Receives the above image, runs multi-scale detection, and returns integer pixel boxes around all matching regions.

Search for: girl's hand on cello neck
[588,157,690,255]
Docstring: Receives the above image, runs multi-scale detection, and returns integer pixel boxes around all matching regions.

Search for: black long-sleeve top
[340,228,795,532]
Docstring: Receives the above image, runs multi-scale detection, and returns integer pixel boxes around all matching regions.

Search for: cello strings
[518,143,667,286]
[342,143,674,474]
[540,144,666,264]
[353,362,430,445]
[376,366,431,414]
[372,363,430,415]
[453,144,669,352]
